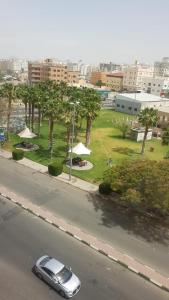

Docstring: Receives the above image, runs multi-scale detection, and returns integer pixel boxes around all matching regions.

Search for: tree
[138,107,158,154]
[80,88,101,146]
[95,80,103,88]
[0,83,17,140]
[161,126,169,145]
[43,81,63,155]
[112,117,132,138]
[103,160,169,215]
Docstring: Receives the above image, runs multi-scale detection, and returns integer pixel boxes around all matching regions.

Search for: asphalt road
[0,196,168,300]
[0,157,169,278]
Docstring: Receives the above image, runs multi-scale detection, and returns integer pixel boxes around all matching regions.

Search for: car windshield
[57,267,72,284]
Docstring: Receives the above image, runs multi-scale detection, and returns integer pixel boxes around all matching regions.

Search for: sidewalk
[0,149,169,292]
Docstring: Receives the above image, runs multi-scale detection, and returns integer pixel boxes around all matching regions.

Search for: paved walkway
[0,149,169,293]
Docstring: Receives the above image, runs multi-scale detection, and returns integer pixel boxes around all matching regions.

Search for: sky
[0,0,169,65]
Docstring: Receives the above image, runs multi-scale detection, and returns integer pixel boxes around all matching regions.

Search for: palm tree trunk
[28,100,31,128]
[31,103,35,131]
[85,117,92,146]
[49,118,54,151]
[25,102,28,124]
[141,127,148,155]
[37,107,41,137]
[6,98,12,141]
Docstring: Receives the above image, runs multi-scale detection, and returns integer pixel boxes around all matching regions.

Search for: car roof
[45,258,64,275]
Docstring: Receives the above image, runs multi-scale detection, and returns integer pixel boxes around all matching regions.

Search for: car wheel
[60,290,66,298]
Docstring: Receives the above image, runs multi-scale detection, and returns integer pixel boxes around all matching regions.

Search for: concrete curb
[0,191,168,293]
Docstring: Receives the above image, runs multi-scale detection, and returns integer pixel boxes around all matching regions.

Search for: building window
[128,107,132,110]
[153,84,156,86]
[117,104,120,107]
[158,84,160,87]
[148,83,151,86]
[134,108,137,111]
[121,105,125,108]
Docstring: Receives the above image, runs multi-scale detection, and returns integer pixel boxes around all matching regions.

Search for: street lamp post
[69,102,79,181]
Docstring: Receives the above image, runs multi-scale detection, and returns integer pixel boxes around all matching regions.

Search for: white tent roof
[69,142,91,155]
[18,127,37,138]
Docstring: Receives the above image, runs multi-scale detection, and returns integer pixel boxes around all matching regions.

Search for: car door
[41,267,54,286]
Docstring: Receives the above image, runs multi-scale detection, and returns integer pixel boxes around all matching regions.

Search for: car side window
[42,267,54,277]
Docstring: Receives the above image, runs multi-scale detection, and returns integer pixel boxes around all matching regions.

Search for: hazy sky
[0,0,169,64]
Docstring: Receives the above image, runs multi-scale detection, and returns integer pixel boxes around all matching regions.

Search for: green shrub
[12,149,24,160]
[99,182,112,195]
[164,151,169,159]
[48,160,63,176]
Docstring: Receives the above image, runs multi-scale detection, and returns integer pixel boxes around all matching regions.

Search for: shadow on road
[87,192,169,245]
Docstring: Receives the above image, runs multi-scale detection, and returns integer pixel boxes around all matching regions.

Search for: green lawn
[4,110,169,184]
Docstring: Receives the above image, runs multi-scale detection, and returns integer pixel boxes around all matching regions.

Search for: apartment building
[142,77,169,96]
[154,57,169,77]
[106,73,124,91]
[90,71,107,85]
[28,59,79,84]
[123,62,154,92]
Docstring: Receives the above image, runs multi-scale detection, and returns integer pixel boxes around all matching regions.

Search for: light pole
[69,101,79,181]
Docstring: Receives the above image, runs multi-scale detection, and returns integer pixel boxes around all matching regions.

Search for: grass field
[4,110,169,183]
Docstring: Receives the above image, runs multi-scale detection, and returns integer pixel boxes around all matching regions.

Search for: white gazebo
[18,127,37,138]
[69,142,91,155]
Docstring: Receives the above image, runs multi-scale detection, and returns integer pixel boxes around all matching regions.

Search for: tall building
[99,62,120,72]
[0,59,28,74]
[28,58,79,84]
[123,62,154,92]
[154,57,169,77]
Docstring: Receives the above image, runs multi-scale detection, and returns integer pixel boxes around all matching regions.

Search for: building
[90,71,107,85]
[123,62,154,92]
[28,59,79,84]
[0,59,28,74]
[158,106,169,126]
[115,92,169,115]
[154,57,169,77]
[99,62,121,72]
[105,72,124,91]
[130,128,152,141]
[142,77,169,96]
[67,71,80,85]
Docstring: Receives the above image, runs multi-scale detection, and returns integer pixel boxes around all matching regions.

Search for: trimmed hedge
[12,149,24,160]
[99,182,112,195]
[48,160,63,176]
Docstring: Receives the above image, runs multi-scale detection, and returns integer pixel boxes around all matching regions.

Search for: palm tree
[16,83,29,124]
[80,88,101,146]
[0,83,17,140]
[138,107,158,154]
[43,82,63,155]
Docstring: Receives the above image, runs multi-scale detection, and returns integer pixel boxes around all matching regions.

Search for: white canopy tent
[18,127,37,138]
[69,142,91,155]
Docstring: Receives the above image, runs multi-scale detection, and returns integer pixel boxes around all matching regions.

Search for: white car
[32,255,81,298]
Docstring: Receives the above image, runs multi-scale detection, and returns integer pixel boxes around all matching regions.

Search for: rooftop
[117,92,169,102]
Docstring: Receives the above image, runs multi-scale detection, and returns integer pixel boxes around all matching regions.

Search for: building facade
[123,62,154,92]
[142,77,169,96]
[154,57,169,77]
[115,92,169,115]
[28,59,79,84]
[90,71,108,85]
[105,73,124,91]
[99,62,121,72]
